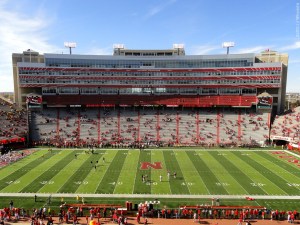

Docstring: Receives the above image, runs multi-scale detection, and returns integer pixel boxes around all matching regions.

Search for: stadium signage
[270,135,293,142]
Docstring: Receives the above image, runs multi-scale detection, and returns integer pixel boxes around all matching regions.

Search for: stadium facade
[12,45,289,146]
[13,46,288,113]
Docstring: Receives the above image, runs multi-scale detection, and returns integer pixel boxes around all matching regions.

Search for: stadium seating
[29,107,271,147]
[271,106,300,141]
[0,98,27,144]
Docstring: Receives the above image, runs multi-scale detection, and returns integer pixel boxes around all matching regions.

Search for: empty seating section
[59,108,79,142]
[100,108,118,144]
[79,109,98,144]
[119,108,138,144]
[30,109,57,144]
[29,107,271,147]
[159,109,177,144]
[240,109,270,144]
[218,109,239,144]
[178,109,197,145]
[199,109,217,145]
[271,107,300,141]
[139,108,157,144]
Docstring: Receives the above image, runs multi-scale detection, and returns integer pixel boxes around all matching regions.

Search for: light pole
[64,42,77,55]
[222,42,235,54]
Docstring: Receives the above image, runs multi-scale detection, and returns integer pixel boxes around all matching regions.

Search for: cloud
[0,1,56,92]
[87,46,112,55]
[234,45,272,54]
[145,0,177,19]
[190,45,221,55]
[278,41,300,51]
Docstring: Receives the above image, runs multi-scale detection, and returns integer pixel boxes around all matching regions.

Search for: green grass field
[0,148,299,197]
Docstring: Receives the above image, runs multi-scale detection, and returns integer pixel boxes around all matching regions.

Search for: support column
[56,108,60,137]
[98,108,101,145]
[238,109,242,141]
[196,109,199,144]
[156,108,160,143]
[176,111,179,145]
[137,109,140,143]
[216,109,220,145]
[118,108,121,143]
[77,109,80,143]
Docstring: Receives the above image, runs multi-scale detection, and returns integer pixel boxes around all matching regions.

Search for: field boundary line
[0,193,300,200]
[284,150,300,158]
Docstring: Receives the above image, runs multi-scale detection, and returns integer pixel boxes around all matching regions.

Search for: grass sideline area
[0,196,300,213]
[0,147,300,211]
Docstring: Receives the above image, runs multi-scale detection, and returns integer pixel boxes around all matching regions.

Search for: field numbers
[181,182,194,186]
[250,182,265,187]
[218,153,227,156]
[74,181,88,185]
[194,153,203,156]
[216,182,230,186]
[6,180,20,185]
[147,152,155,155]
[146,182,157,185]
[287,183,300,187]
[40,181,54,185]
[109,181,123,186]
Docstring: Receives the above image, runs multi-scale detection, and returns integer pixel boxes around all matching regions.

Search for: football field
[0,148,300,198]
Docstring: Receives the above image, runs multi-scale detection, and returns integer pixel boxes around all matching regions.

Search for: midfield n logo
[140,162,162,170]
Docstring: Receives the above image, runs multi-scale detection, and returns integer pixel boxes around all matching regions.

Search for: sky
[0,0,299,92]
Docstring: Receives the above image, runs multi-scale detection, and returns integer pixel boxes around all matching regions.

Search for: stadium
[0,44,300,224]
[10,44,296,147]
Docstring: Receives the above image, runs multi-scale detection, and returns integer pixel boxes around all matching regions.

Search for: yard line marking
[174,151,192,195]
[93,150,116,193]
[132,151,138,195]
[254,152,299,193]
[210,151,248,195]
[223,151,267,195]
[38,150,86,193]
[74,150,107,194]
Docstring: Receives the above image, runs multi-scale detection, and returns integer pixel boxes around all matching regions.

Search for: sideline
[284,149,300,158]
[0,192,300,200]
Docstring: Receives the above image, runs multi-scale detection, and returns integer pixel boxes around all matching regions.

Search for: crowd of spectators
[0,98,27,144]
[0,149,33,168]
[271,106,300,141]
[1,201,299,225]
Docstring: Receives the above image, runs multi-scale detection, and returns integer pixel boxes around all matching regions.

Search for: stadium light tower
[222,42,235,54]
[64,42,77,55]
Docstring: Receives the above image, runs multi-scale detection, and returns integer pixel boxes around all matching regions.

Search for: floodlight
[64,42,77,54]
[222,42,235,54]
[173,44,184,49]
[113,44,125,49]
[222,42,235,48]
